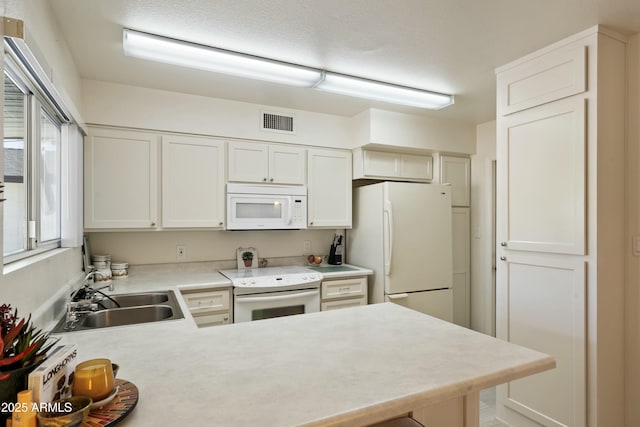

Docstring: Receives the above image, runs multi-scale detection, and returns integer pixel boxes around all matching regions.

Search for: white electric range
[219,266,322,323]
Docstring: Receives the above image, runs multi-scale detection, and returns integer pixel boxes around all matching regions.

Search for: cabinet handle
[500,256,506,261]
[219,222,223,226]
[270,178,274,182]
[310,221,314,225]
[151,222,156,226]
[224,316,229,321]
[263,177,267,182]
[500,242,507,247]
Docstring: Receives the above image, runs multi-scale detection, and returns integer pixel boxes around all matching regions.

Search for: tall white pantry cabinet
[495,26,626,427]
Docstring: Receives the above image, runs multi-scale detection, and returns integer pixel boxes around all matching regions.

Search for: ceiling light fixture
[122,28,454,110]
[123,29,322,87]
[315,72,454,109]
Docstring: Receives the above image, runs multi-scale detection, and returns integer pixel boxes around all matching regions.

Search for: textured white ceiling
[47,0,640,124]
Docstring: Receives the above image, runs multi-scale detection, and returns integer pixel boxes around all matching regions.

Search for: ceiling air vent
[261,111,295,134]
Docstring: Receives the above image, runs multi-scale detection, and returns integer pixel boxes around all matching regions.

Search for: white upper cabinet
[497,45,586,116]
[353,148,432,182]
[84,127,159,229]
[161,135,226,228]
[307,148,352,228]
[228,141,306,184]
[439,155,471,207]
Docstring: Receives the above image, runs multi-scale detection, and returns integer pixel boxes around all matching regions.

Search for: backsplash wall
[87,229,340,265]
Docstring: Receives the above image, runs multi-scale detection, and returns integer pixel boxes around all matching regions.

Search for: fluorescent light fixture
[315,72,454,109]
[122,28,454,109]
[123,29,322,87]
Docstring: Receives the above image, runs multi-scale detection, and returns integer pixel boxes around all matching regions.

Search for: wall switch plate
[633,236,640,256]
[303,240,311,254]
[177,245,187,259]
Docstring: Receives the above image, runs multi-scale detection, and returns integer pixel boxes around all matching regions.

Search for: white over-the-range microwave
[226,183,307,230]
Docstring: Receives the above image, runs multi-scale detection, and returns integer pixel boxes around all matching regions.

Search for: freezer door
[386,290,453,322]
[384,182,453,294]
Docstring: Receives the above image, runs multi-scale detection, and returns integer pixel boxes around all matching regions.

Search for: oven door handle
[236,290,318,304]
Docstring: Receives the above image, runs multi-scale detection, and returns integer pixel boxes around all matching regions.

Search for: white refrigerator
[347,182,454,322]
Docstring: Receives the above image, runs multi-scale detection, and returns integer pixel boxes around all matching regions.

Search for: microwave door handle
[285,197,293,225]
[236,290,318,304]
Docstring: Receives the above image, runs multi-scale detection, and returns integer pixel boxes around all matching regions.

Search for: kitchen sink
[81,305,177,328]
[97,292,170,309]
[52,290,184,333]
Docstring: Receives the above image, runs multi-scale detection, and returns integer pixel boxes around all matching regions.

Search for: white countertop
[54,303,554,426]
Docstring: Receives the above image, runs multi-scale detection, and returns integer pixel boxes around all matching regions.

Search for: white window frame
[3,54,64,263]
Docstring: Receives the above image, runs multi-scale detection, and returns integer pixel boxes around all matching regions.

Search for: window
[3,61,63,261]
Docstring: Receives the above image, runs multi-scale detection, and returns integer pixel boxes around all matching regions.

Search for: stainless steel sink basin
[53,290,184,333]
[97,292,169,309]
[81,305,176,328]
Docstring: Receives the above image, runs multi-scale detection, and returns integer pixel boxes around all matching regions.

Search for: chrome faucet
[64,269,115,330]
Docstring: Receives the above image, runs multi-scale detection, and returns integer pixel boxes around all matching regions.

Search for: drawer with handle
[192,311,231,327]
[182,288,230,314]
[321,277,367,300]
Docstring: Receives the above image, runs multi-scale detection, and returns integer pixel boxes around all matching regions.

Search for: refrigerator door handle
[384,200,393,276]
[387,293,408,300]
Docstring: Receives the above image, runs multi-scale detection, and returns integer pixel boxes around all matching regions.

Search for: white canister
[92,254,111,270]
[95,268,112,281]
[111,262,129,279]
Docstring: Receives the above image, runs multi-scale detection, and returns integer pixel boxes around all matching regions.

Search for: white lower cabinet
[320,276,367,311]
[180,287,232,327]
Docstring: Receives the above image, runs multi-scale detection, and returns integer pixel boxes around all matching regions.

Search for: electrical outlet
[303,240,311,254]
[177,245,187,259]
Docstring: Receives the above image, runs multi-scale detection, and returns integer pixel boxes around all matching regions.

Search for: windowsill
[3,247,74,276]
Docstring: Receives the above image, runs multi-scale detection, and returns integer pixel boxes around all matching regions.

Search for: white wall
[81,80,354,149]
[353,108,477,154]
[470,121,496,335]
[88,229,339,266]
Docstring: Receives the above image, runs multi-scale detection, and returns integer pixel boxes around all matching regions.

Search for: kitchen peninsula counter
[56,303,554,427]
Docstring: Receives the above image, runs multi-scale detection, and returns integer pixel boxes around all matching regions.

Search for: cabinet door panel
[228,141,268,182]
[162,136,225,228]
[307,148,352,228]
[363,150,398,177]
[452,207,470,327]
[269,145,306,184]
[498,97,586,254]
[400,153,433,181]
[84,128,158,228]
[496,254,585,427]
[440,156,470,206]
[498,46,586,115]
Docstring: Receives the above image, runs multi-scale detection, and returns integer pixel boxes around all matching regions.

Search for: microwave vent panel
[261,111,295,134]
